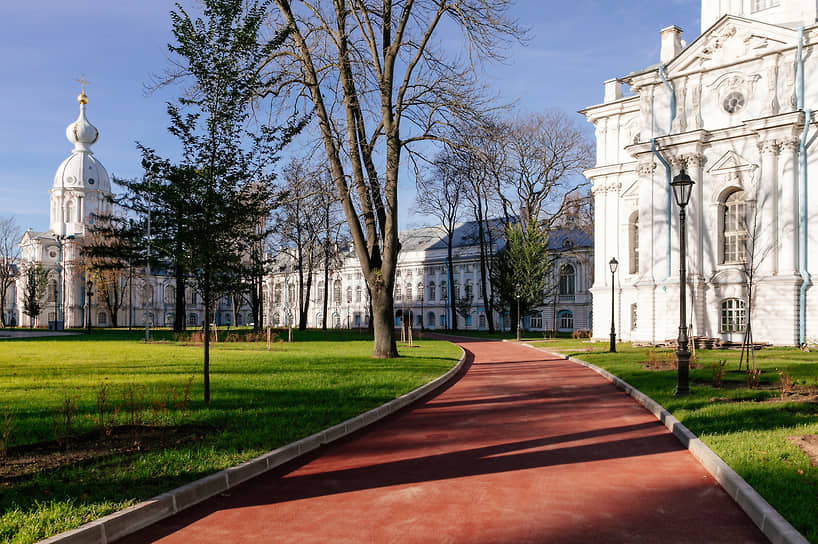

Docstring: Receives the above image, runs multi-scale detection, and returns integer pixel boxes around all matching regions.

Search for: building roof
[399,220,592,253]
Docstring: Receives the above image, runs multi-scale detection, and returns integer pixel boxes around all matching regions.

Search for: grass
[530,339,818,543]
[0,328,461,544]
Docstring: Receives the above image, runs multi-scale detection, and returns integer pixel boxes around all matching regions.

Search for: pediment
[621,178,640,199]
[707,150,757,175]
[668,16,796,74]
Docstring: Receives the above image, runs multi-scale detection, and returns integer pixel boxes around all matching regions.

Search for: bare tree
[487,111,593,230]
[414,149,467,330]
[0,217,21,327]
[738,180,773,371]
[264,0,523,357]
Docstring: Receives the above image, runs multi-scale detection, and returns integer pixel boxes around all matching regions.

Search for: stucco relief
[706,71,762,116]
[697,24,786,67]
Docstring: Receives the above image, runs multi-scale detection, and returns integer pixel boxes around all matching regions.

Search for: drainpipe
[651,140,673,282]
[796,27,810,346]
[656,64,677,283]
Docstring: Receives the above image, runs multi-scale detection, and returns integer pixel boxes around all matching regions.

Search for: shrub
[746,367,762,389]
[53,391,78,450]
[711,360,727,388]
[0,410,15,458]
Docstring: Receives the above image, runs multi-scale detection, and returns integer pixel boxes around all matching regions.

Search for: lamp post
[609,258,618,353]
[86,279,93,334]
[671,169,695,396]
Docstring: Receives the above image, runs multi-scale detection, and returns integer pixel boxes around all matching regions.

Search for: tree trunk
[447,240,458,331]
[203,285,211,405]
[370,283,398,358]
[174,263,186,333]
[322,255,329,330]
[476,215,495,333]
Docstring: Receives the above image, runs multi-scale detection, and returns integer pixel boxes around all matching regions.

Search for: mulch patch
[0,424,215,481]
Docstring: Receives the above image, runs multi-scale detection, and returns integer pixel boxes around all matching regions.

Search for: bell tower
[702,0,818,33]
[49,80,112,237]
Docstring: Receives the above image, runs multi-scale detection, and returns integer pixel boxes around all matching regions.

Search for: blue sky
[0,1,700,233]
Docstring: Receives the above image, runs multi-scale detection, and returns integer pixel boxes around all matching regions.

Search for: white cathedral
[583,0,818,346]
[12,89,253,329]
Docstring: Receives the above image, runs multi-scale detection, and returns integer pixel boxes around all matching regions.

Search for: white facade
[582,0,818,345]
[265,222,593,334]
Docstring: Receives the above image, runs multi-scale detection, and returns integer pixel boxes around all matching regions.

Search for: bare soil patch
[787,435,818,467]
[0,424,215,481]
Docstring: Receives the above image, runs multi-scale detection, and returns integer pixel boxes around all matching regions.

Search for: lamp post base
[674,347,690,396]
[609,332,616,353]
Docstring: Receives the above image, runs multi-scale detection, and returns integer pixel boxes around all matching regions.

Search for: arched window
[147,285,155,305]
[317,281,325,302]
[441,281,448,300]
[530,311,543,329]
[559,265,575,296]
[47,278,57,302]
[395,310,403,327]
[346,286,353,303]
[405,284,413,302]
[395,284,402,301]
[723,190,747,264]
[629,212,639,274]
[273,312,280,326]
[165,285,176,305]
[720,298,746,333]
[355,285,362,303]
[417,282,424,301]
[274,283,282,304]
[97,312,107,325]
[333,280,342,304]
[188,313,198,326]
[427,311,436,328]
[429,282,436,301]
[464,280,473,300]
[439,313,446,327]
[558,310,574,331]
[288,284,296,304]
[479,314,487,329]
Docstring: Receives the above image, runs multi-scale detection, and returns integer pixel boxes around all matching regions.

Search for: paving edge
[521,343,808,544]
[37,347,467,544]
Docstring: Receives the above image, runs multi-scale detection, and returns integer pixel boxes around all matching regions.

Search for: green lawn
[0,329,461,544]
[532,338,818,543]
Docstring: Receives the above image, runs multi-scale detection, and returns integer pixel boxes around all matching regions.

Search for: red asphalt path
[121,339,767,544]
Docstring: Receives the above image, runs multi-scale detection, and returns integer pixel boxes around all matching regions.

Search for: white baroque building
[266,221,593,334]
[13,89,253,329]
[582,0,818,345]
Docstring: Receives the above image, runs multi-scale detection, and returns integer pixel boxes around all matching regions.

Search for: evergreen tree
[490,222,551,338]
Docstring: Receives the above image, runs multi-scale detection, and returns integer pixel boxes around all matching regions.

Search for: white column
[758,139,779,275]
[779,138,799,275]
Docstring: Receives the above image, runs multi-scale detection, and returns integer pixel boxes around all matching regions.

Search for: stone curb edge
[522,343,807,544]
[37,347,467,544]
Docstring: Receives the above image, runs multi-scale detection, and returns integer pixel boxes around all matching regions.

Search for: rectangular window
[630,303,637,331]
[720,299,746,333]
[530,312,543,329]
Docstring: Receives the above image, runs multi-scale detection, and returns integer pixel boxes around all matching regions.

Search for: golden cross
[76,74,91,93]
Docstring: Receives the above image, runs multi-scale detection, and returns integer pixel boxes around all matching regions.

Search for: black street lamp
[671,168,695,396]
[86,279,93,335]
[609,258,618,352]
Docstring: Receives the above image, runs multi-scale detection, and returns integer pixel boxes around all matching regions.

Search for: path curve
[120,338,767,543]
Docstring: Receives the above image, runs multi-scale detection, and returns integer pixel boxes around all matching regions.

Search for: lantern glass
[671,169,694,207]
[609,257,618,274]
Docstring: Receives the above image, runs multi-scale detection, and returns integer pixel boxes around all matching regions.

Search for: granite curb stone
[37,347,467,544]
[518,342,808,544]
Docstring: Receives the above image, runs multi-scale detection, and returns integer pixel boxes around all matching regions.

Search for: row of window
[627,299,746,334]
[627,189,750,275]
